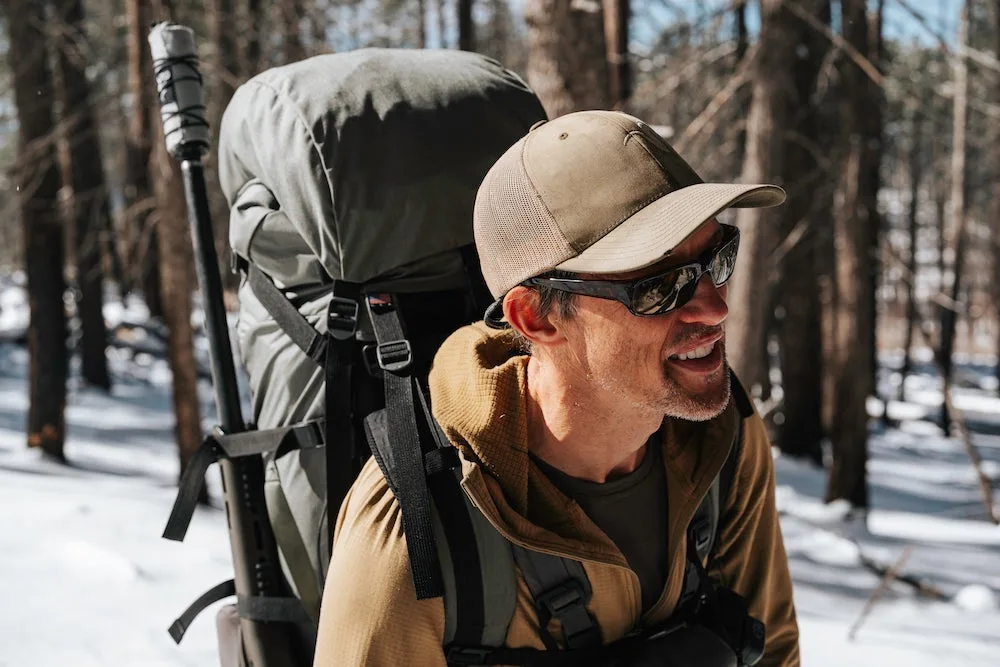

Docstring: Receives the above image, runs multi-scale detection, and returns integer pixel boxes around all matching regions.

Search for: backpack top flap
[217,48,548,291]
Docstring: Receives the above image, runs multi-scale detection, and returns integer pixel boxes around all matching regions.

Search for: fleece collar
[428,321,739,569]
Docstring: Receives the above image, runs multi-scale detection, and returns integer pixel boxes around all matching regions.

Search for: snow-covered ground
[0,279,998,666]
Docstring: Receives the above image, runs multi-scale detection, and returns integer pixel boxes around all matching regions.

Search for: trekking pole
[148,22,301,666]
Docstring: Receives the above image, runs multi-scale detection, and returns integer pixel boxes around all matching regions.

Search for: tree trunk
[243,0,264,76]
[125,0,163,319]
[54,0,111,391]
[458,0,474,51]
[282,0,305,64]
[940,3,970,433]
[826,0,876,510]
[602,0,629,109]
[208,0,239,291]
[524,0,610,118]
[437,0,448,48]
[774,0,830,465]
[732,0,749,171]
[144,3,206,493]
[417,0,427,48]
[866,0,886,412]
[995,0,1000,395]
[900,101,925,403]
[8,0,69,461]
[727,0,801,397]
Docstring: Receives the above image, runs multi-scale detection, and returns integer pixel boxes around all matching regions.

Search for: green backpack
[161,47,763,667]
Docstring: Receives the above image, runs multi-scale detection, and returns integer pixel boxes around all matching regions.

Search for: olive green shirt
[530,440,669,612]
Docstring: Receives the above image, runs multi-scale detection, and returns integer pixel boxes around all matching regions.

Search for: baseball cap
[472,110,786,327]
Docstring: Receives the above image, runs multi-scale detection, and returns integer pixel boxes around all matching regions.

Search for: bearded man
[314,110,800,667]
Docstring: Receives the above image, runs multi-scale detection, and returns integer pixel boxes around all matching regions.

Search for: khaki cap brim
[555,182,786,275]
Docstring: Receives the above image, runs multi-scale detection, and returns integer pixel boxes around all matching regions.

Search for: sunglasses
[524,223,740,317]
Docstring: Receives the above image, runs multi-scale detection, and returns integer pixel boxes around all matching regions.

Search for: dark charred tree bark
[54,0,111,391]
[899,102,926,403]
[826,0,877,509]
[524,0,610,118]
[125,0,163,319]
[281,0,305,64]
[940,3,970,433]
[728,0,804,397]
[8,0,69,460]
[458,0,474,51]
[774,0,830,465]
[602,0,629,109]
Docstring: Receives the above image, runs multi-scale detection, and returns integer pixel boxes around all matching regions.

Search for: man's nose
[676,274,728,326]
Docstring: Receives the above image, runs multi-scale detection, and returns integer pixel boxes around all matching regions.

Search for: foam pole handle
[148,22,210,158]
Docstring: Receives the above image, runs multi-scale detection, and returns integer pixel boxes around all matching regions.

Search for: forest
[0,0,998,665]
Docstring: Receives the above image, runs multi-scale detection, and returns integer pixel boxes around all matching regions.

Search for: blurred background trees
[0,0,997,520]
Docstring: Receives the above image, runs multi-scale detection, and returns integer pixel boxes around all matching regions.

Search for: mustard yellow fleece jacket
[313,322,800,666]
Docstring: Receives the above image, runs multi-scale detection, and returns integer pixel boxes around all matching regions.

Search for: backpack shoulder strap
[679,372,753,606]
[510,547,602,651]
[363,394,517,666]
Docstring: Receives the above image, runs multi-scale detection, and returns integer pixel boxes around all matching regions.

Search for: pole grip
[148,22,210,159]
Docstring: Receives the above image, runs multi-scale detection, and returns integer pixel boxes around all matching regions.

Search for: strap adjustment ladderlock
[536,580,586,619]
[444,645,494,665]
[376,339,412,374]
[326,296,359,341]
[690,515,712,553]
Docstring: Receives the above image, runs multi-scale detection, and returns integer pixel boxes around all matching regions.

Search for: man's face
[549,220,731,422]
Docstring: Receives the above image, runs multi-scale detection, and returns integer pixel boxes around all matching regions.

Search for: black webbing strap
[246,264,328,364]
[168,579,235,644]
[162,421,325,542]
[413,385,492,658]
[511,547,602,651]
[244,261,363,562]
[236,594,315,626]
[679,373,750,608]
[366,293,445,600]
[323,282,361,558]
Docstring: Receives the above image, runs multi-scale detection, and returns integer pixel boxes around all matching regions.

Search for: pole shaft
[180,158,244,432]
[179,155,302,666]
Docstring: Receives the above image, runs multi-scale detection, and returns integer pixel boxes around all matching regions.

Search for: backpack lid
[217,48,547,290]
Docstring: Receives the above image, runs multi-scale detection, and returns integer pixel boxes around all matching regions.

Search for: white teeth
[670,342,714,361]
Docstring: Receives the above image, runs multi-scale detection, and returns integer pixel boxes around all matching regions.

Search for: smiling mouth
[669,341,716,361]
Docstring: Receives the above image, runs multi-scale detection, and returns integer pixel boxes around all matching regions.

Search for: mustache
[670,325,724,349]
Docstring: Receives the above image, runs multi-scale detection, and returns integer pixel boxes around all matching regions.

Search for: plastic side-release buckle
[376,339,412,374]
[327,296,358,341]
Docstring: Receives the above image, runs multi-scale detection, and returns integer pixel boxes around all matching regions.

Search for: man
[313,110,800,666]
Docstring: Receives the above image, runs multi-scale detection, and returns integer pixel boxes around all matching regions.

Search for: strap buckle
[326,296,358,341]
[691,515,712,553]
[536,580,586,618]
[376,339,412,374]
[444,645,494,665]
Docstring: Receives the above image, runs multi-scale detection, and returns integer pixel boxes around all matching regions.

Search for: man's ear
[503,286,563,347]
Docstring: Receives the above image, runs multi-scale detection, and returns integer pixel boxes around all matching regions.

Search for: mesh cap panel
[473,141,576,298]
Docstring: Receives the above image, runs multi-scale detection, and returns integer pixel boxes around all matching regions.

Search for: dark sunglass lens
[633,267,697,315]
[709,235,739,286]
